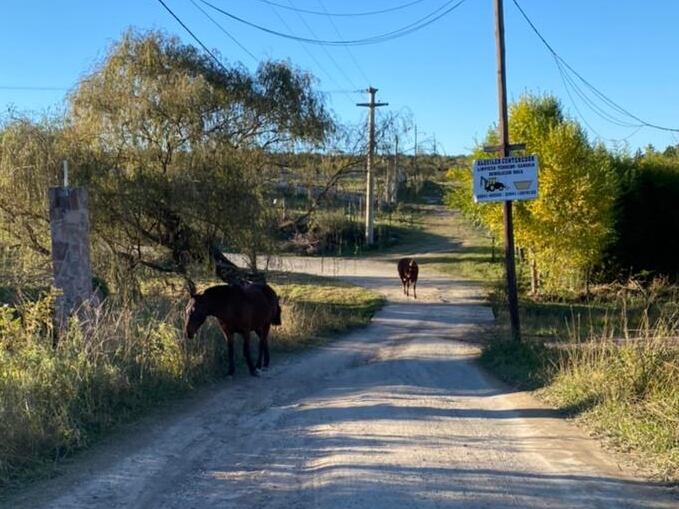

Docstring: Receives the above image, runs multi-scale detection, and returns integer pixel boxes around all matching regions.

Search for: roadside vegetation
[445,93,679,482]
[480,305,679,482]
[0,28,395,492]
[0,270,382,491]
[440,209,679,481]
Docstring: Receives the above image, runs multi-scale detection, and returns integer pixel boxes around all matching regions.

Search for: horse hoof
[250,369,260,377]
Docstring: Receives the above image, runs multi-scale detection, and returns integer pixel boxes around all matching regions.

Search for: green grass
[269,271,384,349]
[416,207,505,283]
[420,245,504,282]
[0,271,384,493]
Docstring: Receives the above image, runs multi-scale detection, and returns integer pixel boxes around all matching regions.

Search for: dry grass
[541,316,679,482]
[271,271,384,348]
[482,309,679,483]
[0,272,383,491]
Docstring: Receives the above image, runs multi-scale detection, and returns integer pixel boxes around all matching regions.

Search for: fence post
[48,186,94,327]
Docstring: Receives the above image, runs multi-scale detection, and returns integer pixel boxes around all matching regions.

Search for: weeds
[0,273,383,490]
[482,303,679,482]
[542,312,679,481]
[440,211,679,481]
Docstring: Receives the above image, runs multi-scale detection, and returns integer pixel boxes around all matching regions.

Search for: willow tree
[64,29,333,291]
[448,94,617,292]
[0,114,70,294]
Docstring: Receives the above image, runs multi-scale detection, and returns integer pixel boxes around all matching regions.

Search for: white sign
[472,155,539,203]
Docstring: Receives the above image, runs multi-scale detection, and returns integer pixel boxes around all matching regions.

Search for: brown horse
[184,283,282,376]
[397,257,419,299]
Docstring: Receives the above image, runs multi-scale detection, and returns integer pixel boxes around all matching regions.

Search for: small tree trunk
[530,252,539,295]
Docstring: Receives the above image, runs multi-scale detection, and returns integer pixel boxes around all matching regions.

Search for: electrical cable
[196,0,469,46]
[266,3,347,95]
[156,0,229,72]
[285,0,358,90]
[246,0,429,17]
[553,54,643,143]
[511,0,679,133]
[558,59,640,129]
[317,0,372,86]
[189,0,259,63]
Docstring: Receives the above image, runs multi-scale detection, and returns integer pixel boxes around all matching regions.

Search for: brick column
[49,187,94,326]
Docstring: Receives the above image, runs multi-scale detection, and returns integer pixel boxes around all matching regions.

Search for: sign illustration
[472,155,539,203]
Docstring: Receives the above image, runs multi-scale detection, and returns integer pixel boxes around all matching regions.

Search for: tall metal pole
[494,0,521,341]
[357,87,388,245]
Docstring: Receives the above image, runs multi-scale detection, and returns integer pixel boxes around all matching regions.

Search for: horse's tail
[272,303,282,326]
[259,283,282,326]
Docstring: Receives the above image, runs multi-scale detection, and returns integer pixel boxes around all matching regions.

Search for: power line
[511,0,679,133]
[247,0,429,17]
[285,0,358,90]
[196,0,469,46]
[556,58,639,129]
[189,0,259,63]
[155,0,229,72]
[555,60,645,144]
[266,2,347,95]
[317,0,372,86]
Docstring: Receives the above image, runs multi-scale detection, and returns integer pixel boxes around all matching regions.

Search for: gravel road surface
[8,227,676,508]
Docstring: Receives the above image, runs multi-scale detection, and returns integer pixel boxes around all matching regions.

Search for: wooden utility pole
[413,124,418,184]
[392,134,399,204]
[494,0,521,341]
[357,87,388,245]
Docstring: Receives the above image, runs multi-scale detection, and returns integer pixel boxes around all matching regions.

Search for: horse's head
[184,294,208,339]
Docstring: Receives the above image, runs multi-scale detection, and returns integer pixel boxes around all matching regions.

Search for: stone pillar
[49,187,94,326]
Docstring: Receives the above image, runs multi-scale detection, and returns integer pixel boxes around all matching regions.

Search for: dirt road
[9,219,677,508]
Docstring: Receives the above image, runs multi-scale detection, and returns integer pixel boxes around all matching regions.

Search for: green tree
[1,29,334,295]
[608,150,679,279]
[0,115,62,259]
[448,94,618,292]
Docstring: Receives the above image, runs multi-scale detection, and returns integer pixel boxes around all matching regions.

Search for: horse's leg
[255,324,271,370]
[413,280,417,299]
[256,329,264,370]
[241,330,258,376]
[217,320,236,376]
[224,330,236,376]
[262,324,271,369]
[406,280,410,297]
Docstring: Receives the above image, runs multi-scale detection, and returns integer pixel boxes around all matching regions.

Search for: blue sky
[2,0,678,155]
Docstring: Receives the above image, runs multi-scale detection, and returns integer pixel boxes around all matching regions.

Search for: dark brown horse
[397,257,419,299]
[184,283,282,376]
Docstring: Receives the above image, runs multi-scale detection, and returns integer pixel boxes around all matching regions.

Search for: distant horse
[184,283,282,376]
[397,257,419,299]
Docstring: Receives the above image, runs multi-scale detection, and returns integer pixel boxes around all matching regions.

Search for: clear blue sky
[2,0,678,155]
